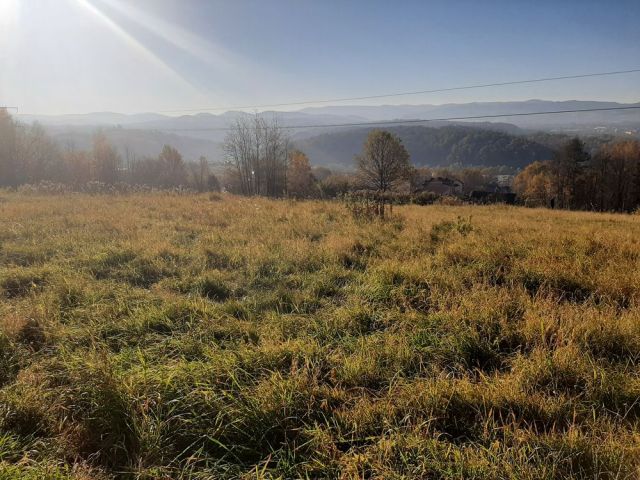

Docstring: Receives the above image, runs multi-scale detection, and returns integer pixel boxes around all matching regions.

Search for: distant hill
[295,125,556,168]
[47,126,224,163]
[19,110,370,144]
[299,100,640,133]
[17,112,168,126]
[15,99,638,167]
[18,100,640,139]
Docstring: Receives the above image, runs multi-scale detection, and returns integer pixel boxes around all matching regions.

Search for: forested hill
[295,125,556,168]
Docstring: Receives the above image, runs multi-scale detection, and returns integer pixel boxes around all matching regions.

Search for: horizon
[13,98,640,120]
[2,0,640,115]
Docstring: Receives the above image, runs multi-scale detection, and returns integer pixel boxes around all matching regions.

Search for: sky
[1,0,640,115]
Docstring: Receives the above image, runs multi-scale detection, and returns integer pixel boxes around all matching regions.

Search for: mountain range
[16,100,639,168]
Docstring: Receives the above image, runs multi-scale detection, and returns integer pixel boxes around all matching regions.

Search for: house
[414,176,464,196]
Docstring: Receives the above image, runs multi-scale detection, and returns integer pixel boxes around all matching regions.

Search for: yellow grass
[1,192,640,479]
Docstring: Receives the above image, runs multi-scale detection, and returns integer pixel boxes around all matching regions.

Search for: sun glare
[71,0,199,91]
[0,0,19,29]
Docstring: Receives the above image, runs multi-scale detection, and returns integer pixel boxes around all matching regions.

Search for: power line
[152,105,640,132]
[155,68,640,113]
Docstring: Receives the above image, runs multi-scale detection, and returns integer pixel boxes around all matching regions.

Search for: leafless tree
[356,129,411,216]
[223,115,289,197]
[124,144,137,182]
[550,137,589,209]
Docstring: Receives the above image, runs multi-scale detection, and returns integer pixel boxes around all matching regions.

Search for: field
[1,193,640,479]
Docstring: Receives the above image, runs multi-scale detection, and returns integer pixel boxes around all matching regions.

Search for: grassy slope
[1,193,639,479]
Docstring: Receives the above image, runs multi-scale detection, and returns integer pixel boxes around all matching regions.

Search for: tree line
[3,108,640,213]
[0,109,219,191]
[0,109,319,196]
[0,108,411,203]
[514,137,640,212]
[221,117,413,209]
[296,124,556,169]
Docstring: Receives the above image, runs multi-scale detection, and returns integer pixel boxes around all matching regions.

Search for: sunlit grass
[1,192,640,478]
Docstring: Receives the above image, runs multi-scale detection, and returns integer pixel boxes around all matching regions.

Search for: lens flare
[73,0,200,92]
[95,0,234,68]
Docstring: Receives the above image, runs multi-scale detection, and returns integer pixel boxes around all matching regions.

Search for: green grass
[1,192,640,479]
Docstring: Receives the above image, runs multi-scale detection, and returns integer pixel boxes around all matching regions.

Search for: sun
[0,0,19,56]
[0,0,19,28]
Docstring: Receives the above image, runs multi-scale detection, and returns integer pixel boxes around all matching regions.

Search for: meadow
[1,192,640,479]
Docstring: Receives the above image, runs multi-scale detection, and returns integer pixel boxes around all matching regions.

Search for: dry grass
[1,192,640,479]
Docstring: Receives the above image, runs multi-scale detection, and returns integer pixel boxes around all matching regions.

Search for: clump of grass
[183,274,232,301]
[0,463,82,480]
[33,354,138,469]
[430,215,473,244]
[577,312,640,362]
[332,333,418,388]
[0,269,48,298]
[204,248,240,270]
[221,299,253,321]
[520,269,594,302]
[12,317,47,352]
[88,250,169,288]
[0,334,19,386]
[336,238,376,270]
[0,244,52,266]
[0,375,51,437]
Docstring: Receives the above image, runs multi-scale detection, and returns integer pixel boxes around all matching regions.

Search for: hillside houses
[411,173,517,204]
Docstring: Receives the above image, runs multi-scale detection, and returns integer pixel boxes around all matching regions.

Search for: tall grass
[1,193,639,478]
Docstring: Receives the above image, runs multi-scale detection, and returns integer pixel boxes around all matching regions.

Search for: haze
[2,0,640,115]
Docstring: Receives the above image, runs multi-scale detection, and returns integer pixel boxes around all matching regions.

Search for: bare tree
[550,137,589,209]
[223,115,289,197]
[124,144,137,182]
[224,117,254,194]
[356,129,411,216]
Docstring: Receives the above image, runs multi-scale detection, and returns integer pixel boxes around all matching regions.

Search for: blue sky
[2,0,639,114]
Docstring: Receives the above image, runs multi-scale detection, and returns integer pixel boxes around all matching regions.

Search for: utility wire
[155,68,640,113]
[152,105,640,132]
